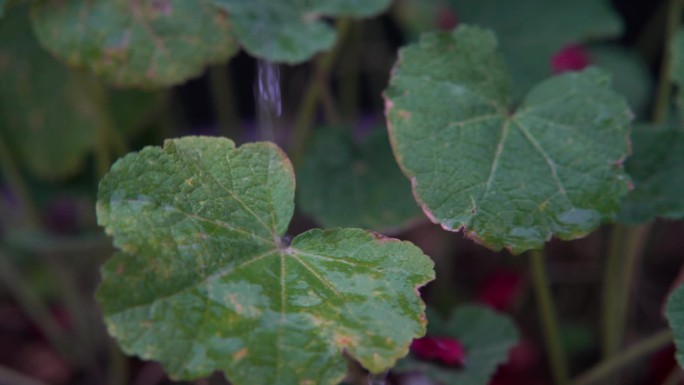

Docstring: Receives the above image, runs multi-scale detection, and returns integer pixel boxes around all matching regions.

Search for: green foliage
[96,137,435,385]
[0,6,157,179]
[396,305,519,385]
[619,125,684,223]
[298,127,421,231]
[589,45,652,116]
[30,0,240,88]
[672,28,684,116]
[666,284,684,370]
[384,26,632,253]
[450,0,622,98]
[210,0,391,63]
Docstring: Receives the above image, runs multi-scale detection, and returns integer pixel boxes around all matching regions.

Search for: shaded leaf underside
[298,127,421,231]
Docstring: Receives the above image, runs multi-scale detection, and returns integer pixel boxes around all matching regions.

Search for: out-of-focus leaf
[31,0,239,88]
[619,125,684,223]
[665,284,684,370]
[450,0,622,98]
[589,45,652,116]
[209,0,391,63]
[393,0,454,40]
[96,137,435,385]
[396,305,519,385]
[298,127,421,231]
[384,27,632,253]
[0,7,162,179]
[0,7,98,179]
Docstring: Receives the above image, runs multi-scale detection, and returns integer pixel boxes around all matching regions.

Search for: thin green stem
[601,224,652,358]
[652,0,683,124]
[571,330,673,385]
[0,251,75,362]
[107,341,129,385]
[208,65,239,139]
[290,17,352,166]
[0,135,40,228]
[530,249,569,385]
[71,71,126,177]
[0,365,50,385]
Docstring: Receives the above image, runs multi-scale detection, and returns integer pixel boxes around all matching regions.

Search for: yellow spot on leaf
[233,348,248,361]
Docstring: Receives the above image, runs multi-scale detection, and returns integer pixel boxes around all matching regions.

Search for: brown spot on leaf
[233,348,248,361]
[398,110,411,120]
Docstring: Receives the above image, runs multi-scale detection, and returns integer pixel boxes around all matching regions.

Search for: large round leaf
[209,0,391,63]
[31,0,239,88]
[297,127,421,231]
[619,125,684,224]
[396,305,519,385]
[450,0,622,98]
[384,26,632,253]
[96,137,434,384]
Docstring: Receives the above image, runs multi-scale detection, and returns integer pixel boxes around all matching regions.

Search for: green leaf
[0,7,162,179]
[96,137,435,384]
[665,284,684,370]
[589,45,652,117]
[0,0,7,17]
[671,28,684,116]
[297,127,421,231]
[396,305,519,385]
[384,27,632,253]
[30,0,239,88]
[450,0,622,98]
[618,125,684,224]
[209,0,391,63]
[0,7,97,179]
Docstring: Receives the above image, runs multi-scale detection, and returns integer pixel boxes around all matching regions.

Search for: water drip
[254,60,282,141]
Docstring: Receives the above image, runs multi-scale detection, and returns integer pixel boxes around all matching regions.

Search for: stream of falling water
[255,60,282,141]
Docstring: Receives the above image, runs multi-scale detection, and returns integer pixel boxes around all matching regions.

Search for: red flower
[436,6,459,31]
[411,336,466,366]
[550,44,592,74]
[476,269,525,312]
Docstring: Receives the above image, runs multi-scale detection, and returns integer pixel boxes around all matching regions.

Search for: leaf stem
[601,224,652,359]
[530,248,569,385]
[0,250,75,362]
[208,64,239,139]
[571,330,673,385]
[71,71,126,177]
[0,134,40,228]
[290,17,352,166]
[652,0,683,124]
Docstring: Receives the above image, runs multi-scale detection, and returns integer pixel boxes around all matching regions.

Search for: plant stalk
[571,330,673,385]
[530,248,569,385]
[290,17,352,166]
[652,0,684,124]
[208,65,239,139]
[0,251,75,362]
[601,224,652,358]
[0,135,40,228]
